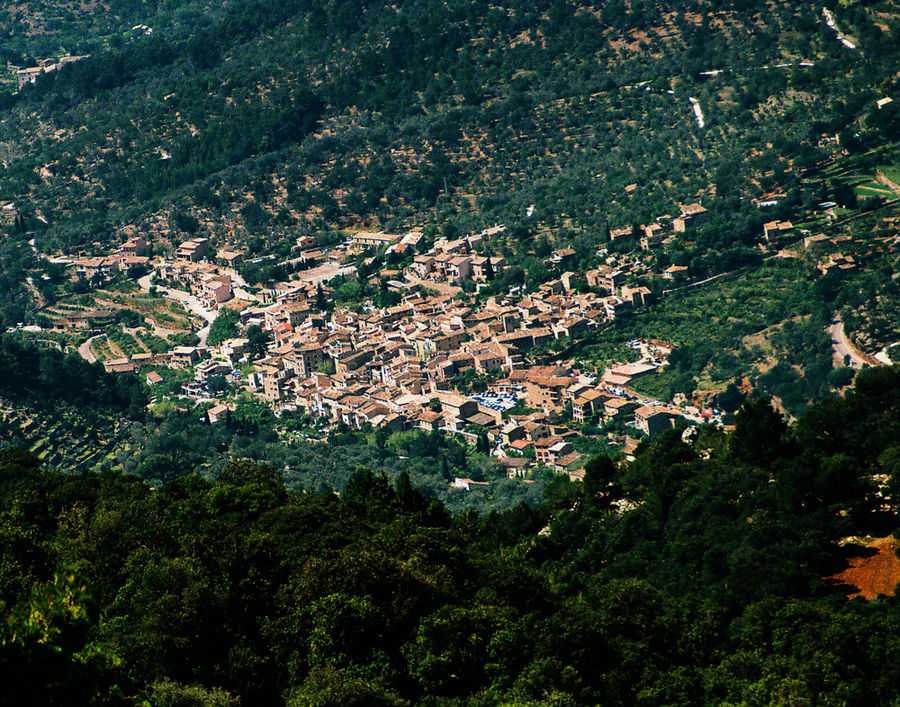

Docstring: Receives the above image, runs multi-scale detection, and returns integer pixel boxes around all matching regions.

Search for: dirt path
[876,171,900,196]
[403,274,462,296]
[137,273,214,346]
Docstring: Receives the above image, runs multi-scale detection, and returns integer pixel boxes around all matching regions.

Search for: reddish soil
[830,536,900,600]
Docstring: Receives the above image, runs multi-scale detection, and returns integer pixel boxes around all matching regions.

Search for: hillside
[0,0,896,253]
[1,366,900,705]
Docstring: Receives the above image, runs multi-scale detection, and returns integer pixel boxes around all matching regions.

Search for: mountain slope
[0,0,896,260]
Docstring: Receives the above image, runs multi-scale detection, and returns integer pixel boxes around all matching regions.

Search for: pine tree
[484,256,495,281]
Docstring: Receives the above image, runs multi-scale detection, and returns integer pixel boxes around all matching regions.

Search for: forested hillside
[1,0,897,255]
[1,367,900,705]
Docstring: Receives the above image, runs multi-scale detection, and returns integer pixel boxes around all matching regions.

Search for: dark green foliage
[245,325,269,358]
[206,309,239,348]
[0,334,147,419]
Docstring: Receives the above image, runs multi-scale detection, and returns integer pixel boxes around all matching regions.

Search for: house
[259,364,287,403]
[803,234,831,253]
[535,439,574,465]
[15,66,43,88]
[119,256,151,273]
[818,253,857,275]
[272,321,294,346]
[119,237,149,256]
[418,410,444,432]
[587,268,625,293]
[603,397,639,421]
[171,346,203,367]
[551,248,576,265]
[439,392,478,421]
[103,358,134,374]
[217,248,246,267]
[15,54,89,88]
[447,257,472,282]
[501,422,526,445]
[602,296,630,320]
[64,309,116,330]
[500,457,532,478]
[177,238,210,262]
[640,223,666,250]
[753,191,787,208]
[521,419,551,441]
[524,375,573,413]
[621,285,652,308]
[74,257,112,281]
[675,203,708,229]
[130,353,153,367]
[603,361,656,387]
[412,255,435,278]
[289,344,326,378]
[663,265,689,281]
[553,317,589,339]
[763,221,793,242]
[572,389,608,422]
[452,477,490,491]
[474,350,505,374]
[195,359,231,381]
[470,256,505,281]
[554,450,583,472]
[635,405,674,437]
[351,231,401,249]
[196,274,232,308]
[207,404,230,423]
[466,411,497,429]
[509,438,534,452]
[146,371,164,386]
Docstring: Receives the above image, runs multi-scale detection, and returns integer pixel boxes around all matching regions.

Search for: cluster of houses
[800,233,859,276]
[9,55,90,89]
[157,267,688,477]
[608,202,709,251]
[69,236,152,282]
[157,258,235,308]
[51,220,720,484]
[409,229,508,285]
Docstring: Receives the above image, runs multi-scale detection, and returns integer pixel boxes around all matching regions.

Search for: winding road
[78,335,100,364]
[827,315,867,369]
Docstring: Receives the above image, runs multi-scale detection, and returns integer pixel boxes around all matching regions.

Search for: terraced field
[0,401,132,472]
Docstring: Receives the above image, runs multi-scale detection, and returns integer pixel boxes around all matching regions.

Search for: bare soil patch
[830,536,900,600]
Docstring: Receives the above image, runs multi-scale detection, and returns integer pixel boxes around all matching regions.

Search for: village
[17,198,755,486]
[17,166,896,490]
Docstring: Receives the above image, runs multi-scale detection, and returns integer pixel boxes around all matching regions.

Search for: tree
[315,283,329,313]
[206,309,239,347]
[729,399,788,466]
[245,324,269,358]
[484,255,495,281]
[0,573,130,706]
[583,453,620,508]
